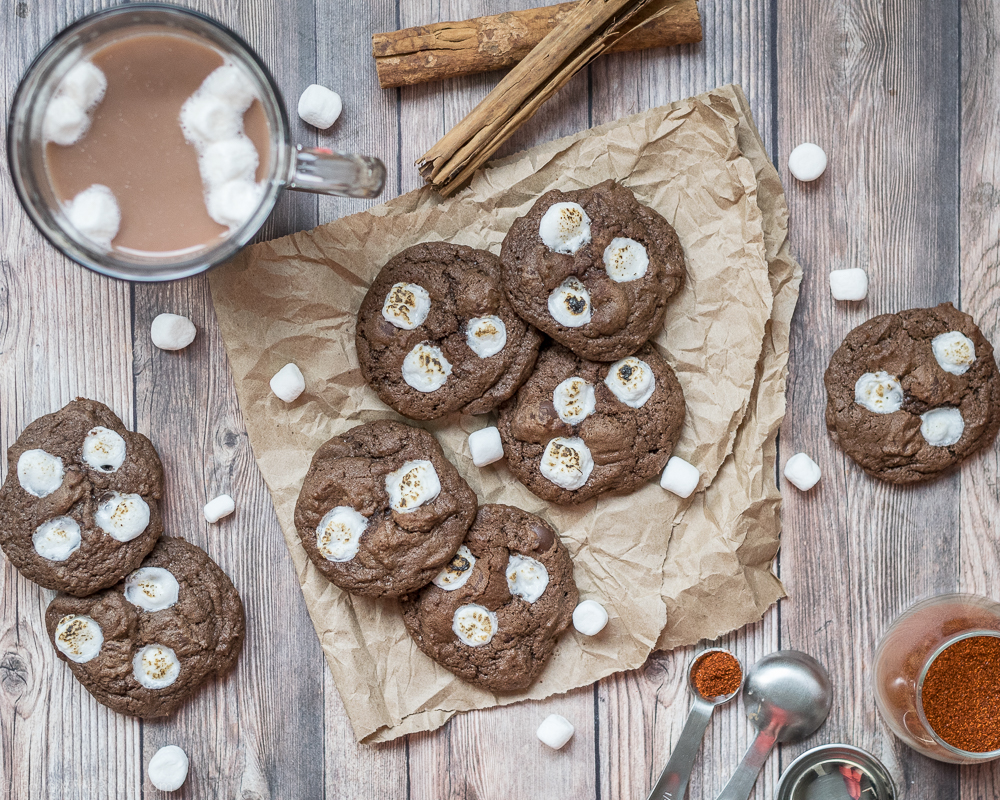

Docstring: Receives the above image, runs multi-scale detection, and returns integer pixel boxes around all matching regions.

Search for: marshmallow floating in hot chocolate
[55,614,103,664]
[150,313,197,351]
[553,376,596,424]
[539,202,591,254]
[43,61,107,146]
[382,282,431,330]
[466,316,507,358]
[298,84,343,129]
[604,357,655,408]
[506,554,549,603]
[65,184,121,249]
[854,371,904,414]
[468,426,504,467]
[386,459,441,512]
[33,516,82,562]
[452,604,497,646]
[603,237,649,282]
[920,407,965,447]
[82,426,127,472]
[402,342,452,392]
[95,492,150,542]
[133,644,181,690]
[206,179,265,230]
[316,506,368,562]
[932,331,976,376]
[59,61,108,111]
[17,449,64,497]
[199,136,259,186]
[125,567,180,612]
[548,277,592,328]
[148,745,190,793]
[433,545,476,591]
[540,437,594,491]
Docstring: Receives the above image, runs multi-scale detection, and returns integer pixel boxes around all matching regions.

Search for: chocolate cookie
[497,342,685,504]
[401,504,578,692]
[825,303,1000,483]
[0,399,164,596]
[499,180,685,361]
[294,419,478,597]
[45,536,245,718]
[356,242,543,420]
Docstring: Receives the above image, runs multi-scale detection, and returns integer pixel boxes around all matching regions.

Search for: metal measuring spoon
[646,648,744,800]
[716,650,833,800]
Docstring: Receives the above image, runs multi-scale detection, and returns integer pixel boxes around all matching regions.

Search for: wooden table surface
[2,0,998,798]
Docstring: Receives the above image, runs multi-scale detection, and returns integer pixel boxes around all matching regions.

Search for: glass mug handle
[287,145,386,199]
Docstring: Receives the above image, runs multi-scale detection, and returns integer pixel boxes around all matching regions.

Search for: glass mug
[7,3,386,282]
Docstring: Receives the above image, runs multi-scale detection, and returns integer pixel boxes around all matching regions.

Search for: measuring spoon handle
[714,729,778,800]
[646,696,716,800]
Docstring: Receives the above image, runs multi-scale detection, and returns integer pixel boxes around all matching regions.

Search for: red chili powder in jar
[921,635,1000,753]
[691,651,742,698]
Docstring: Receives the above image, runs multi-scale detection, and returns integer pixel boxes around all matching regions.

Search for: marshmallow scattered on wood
[783,453,821,491]
[572,600,609,636]
[788,143,827,182]
[468,426,504,467]
[148,745,189,792]
[298,84,343,129]
[270,363,305,403]
[537,714,575,750]
[660,456,699,498]
[829,268,868,301]
[150,314,197,351]
[204,494,235,524]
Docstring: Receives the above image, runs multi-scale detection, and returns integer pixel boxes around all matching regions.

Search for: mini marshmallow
[65,184,120,249]
[298,84,343,129]
[201,63,257,111]
[539,202,591,254]
[466,316,507,358]
[604,357,655,408]
[125,567,180,612]
[788,142,828,182]
[855,371,903,414]
[200,136,260,186]
[33,516,82,562]
[316,506,368,562]
[540,437,594,491]
[82,426,127,472]
[206,179,264,229]
[452,604,497,646]
[58,61,107,110]
[402,342,452,392]
[433,545,477,591]
[43,95,90,145]
[133,644,181,690]
[150,313,197,351]
[659,456,699,498]
[548,277,592,328]
[468,426,504,467]
[95,492,150,542]
[783,452,821,491]
[553,377,596,424]
[180,92,243,147]
[920,407,965,447]
[932,331,976,376]
[55,614,103,663]
[536,714,575,750]
[572,600,609,636]
[17,449,64,497]
[506,554,549,603]
[382,282,431,330]
[148,745,189,793]
[270,363,305,403]
[204,494,235,524]
[386,459,441,512]
[603,237,649,282]
[829,268,869,301]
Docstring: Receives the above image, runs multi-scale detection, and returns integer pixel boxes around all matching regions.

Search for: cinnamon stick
[373,0,701,89]
[417,0,683,196]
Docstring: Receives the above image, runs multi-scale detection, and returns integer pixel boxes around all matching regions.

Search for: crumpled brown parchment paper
[209,84,800,743]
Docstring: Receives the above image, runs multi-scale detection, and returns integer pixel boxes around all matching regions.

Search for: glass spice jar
[873,593,1000,764]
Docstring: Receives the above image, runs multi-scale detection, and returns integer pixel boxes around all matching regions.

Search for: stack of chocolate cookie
[0,399,245,718]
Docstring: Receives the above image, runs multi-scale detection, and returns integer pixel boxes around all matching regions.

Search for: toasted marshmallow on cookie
[95,492,150,542]
[82,426,127,472]
[506,554,549,603]
[548,277,592,328]
[854,371,903,414]
[466,316,507,358]
[33,516,82,562]
[553,377,596,424]
[540,437,594,491]
[932,331,976,376]
[539,202,592,254]
[17,449,64,497]
[386,460,441,512]
[382,282,431,330]
[55,614,103,663]
[402,342,452,392]
[133,644,181,690]
[452,604,498,646]
[920,407,965,447]
[125,567,180,612]
[603,237,649,282]
[316,506,368,562]
[605,357,655,408]
[433,545,476,591]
